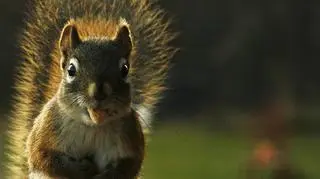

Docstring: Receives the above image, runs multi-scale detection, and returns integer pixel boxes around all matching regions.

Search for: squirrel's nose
[94,90,107,101]
[88,82,112,101]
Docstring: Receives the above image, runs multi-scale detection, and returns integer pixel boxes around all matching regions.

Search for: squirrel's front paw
[66,156,99,179]
[93,170,114,179]
[93,164,116,179]
[78,157,98,173]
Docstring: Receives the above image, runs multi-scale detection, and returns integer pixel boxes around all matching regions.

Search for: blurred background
[0,0,320,178]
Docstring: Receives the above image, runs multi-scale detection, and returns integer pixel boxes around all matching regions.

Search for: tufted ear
[59,23,81,69]
[114,21,132,58]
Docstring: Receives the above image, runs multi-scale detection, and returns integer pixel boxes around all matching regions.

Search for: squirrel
[26,20,145,179]
[5,0,177,178]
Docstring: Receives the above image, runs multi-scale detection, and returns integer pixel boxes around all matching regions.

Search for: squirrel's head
[57,20,133,126]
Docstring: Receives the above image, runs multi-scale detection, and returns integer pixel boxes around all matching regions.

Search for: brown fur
[27,97,144,179]
[6,0,177,178]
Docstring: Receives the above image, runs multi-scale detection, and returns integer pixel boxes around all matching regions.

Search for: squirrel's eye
[119,58,129,79]
[67,63,77,77]
[121,64,129,78]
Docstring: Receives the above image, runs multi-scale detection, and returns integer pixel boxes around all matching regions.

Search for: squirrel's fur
[6,0,176,178]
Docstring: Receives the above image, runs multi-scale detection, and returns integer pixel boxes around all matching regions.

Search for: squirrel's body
[30,97,136,171]
[27,96,144,178]
[6,0,176,178]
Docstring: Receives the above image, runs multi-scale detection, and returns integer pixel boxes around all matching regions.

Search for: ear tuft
[115,19,133,58]
[59,21,81,70]
[59,22,81,57]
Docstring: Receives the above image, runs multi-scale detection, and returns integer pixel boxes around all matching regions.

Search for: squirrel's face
[57,21,133,125]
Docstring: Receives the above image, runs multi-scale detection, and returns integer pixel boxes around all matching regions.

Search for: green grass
[290,136,320,179]
[143,124,251,179]
[143,123,320,179]
[1,122,319,179]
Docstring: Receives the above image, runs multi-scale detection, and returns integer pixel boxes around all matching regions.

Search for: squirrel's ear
[59,23,81,56]
[115,22,132,58]
[59,23,81,69]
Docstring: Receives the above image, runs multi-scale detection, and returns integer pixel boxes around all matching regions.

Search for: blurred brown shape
[245,98,303,179]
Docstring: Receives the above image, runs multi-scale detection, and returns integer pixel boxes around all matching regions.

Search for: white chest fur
[57,118,131,171]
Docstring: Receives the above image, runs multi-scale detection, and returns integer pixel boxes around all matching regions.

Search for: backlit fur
[6,0,177,178]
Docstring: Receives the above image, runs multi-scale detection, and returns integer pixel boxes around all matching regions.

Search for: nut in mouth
[87,108,106,124]
[86,107,120,124]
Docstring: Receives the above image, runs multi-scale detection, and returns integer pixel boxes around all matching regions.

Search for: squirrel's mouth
[86,107,121,124]
[87,108,107,124]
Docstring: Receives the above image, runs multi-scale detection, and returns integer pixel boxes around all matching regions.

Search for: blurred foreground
[1,120,319,179]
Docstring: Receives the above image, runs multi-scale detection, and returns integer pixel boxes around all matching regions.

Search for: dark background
[1,1,320,122]
[1,0,320,178]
